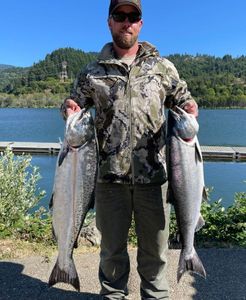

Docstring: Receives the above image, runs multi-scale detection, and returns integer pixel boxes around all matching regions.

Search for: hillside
[168,54,246,107]
[0,66,30,96]
[0,48,97,97]
[0,49,246,108]
[0,64,16,70]
[27,48,97,82]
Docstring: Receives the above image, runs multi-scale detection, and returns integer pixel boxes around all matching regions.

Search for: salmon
[48,109,98,291]
[166,106,206,282]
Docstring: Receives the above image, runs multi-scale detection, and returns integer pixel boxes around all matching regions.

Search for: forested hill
[0,64,16,70]
[168,54,246,108]
[27,48,97,82]
[0,48,246,108]
[0,48,97,98]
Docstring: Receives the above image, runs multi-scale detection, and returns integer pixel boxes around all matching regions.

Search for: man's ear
[139,19,143,30]
[108,18,112,29]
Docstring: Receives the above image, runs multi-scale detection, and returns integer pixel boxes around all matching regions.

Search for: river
[0,108,245,208]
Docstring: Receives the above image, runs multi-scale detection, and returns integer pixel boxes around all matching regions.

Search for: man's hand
[183,100,198,117]
[65,99,81,117]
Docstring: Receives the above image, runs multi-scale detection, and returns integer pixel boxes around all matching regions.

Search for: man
[62,1,198,299]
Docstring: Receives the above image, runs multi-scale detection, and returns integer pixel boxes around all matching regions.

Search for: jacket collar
[97,41,159,63]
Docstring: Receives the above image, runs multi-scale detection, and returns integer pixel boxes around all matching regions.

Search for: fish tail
[48,258,80,291]
[177,248,206,282]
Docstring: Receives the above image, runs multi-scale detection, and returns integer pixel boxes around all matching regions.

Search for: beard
[111,31,138,49]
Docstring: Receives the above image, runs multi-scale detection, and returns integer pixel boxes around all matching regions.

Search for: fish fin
[166,184,175,204]
[89,200,95,210]
[49,194,57,241]
[177,248,206,282]
[89,189,95,210]
[74,239,79,249]
[51,224,57,242]
[202,187,208,202]
[195,140,203,162]
[195,214,205,232]
[49,194,54,210]
[48,258,80,291]
[58,145,69,166]
[176,232,181,243]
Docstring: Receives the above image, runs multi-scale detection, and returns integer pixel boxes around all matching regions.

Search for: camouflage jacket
[67,42,195,184]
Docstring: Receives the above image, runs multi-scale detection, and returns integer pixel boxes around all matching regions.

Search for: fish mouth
[170,105,199,139]
[170,106,189,120]
[77,108,88,120]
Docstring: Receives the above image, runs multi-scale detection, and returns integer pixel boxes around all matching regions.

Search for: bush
[1,148,245,249]
[168,188,246,248]
[0,147,51,243]
[196,191,246,247]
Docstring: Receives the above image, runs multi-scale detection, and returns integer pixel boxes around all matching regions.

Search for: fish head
[170,106,199,140]
[65,109,95,147]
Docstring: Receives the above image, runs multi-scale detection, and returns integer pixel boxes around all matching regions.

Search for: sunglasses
[111,12,142,23]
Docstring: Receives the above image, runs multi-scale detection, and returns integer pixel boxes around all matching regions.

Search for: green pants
[96,183,170,300]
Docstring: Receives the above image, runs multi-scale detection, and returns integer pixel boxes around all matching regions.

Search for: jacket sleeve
[60,65,94,119]
[163,58,197,110]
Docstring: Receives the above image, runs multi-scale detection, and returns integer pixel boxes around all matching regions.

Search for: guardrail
[0,142,246,161]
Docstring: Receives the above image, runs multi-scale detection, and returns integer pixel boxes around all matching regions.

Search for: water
[31,155,57,209]
[0,108,245,145]
[0,108,245,208]
[203,161,245,206]
[33,156,245,209]
[0,108,64,142]
[198,109,246,146]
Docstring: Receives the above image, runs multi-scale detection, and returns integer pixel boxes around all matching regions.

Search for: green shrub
[196,191,246,247]
[0,147,51,242]
[131,188,246,248]
[168,188,246,248]
[1,147,245,249]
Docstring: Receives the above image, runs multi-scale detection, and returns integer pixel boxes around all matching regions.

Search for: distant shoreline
[0,93,245,110]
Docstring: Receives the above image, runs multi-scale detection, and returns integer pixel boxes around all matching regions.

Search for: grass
[0,238,100,260]
[0,239,55,260]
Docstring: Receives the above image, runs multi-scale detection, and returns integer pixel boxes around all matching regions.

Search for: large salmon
[48,109,98,291]
[166,106,206,282]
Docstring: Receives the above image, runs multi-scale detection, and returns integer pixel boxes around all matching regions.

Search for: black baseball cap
[109,0,142,16]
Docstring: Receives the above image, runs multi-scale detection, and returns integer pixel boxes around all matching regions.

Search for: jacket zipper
[103,60,136,184]
[127,66,135,185]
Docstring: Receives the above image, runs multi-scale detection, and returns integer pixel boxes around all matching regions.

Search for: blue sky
[0,0,246,67]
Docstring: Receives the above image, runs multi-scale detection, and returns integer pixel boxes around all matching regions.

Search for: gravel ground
[0,248,245,300]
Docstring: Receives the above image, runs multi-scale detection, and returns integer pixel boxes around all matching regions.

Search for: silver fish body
[167,106,206,282]
[48,109,98,291]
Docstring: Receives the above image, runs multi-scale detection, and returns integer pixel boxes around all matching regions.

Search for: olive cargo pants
[95,183,170,300]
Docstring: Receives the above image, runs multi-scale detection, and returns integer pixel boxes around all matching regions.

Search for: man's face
[108,5,143,50]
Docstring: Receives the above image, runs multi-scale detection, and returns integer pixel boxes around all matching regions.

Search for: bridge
[0,141,246,161]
